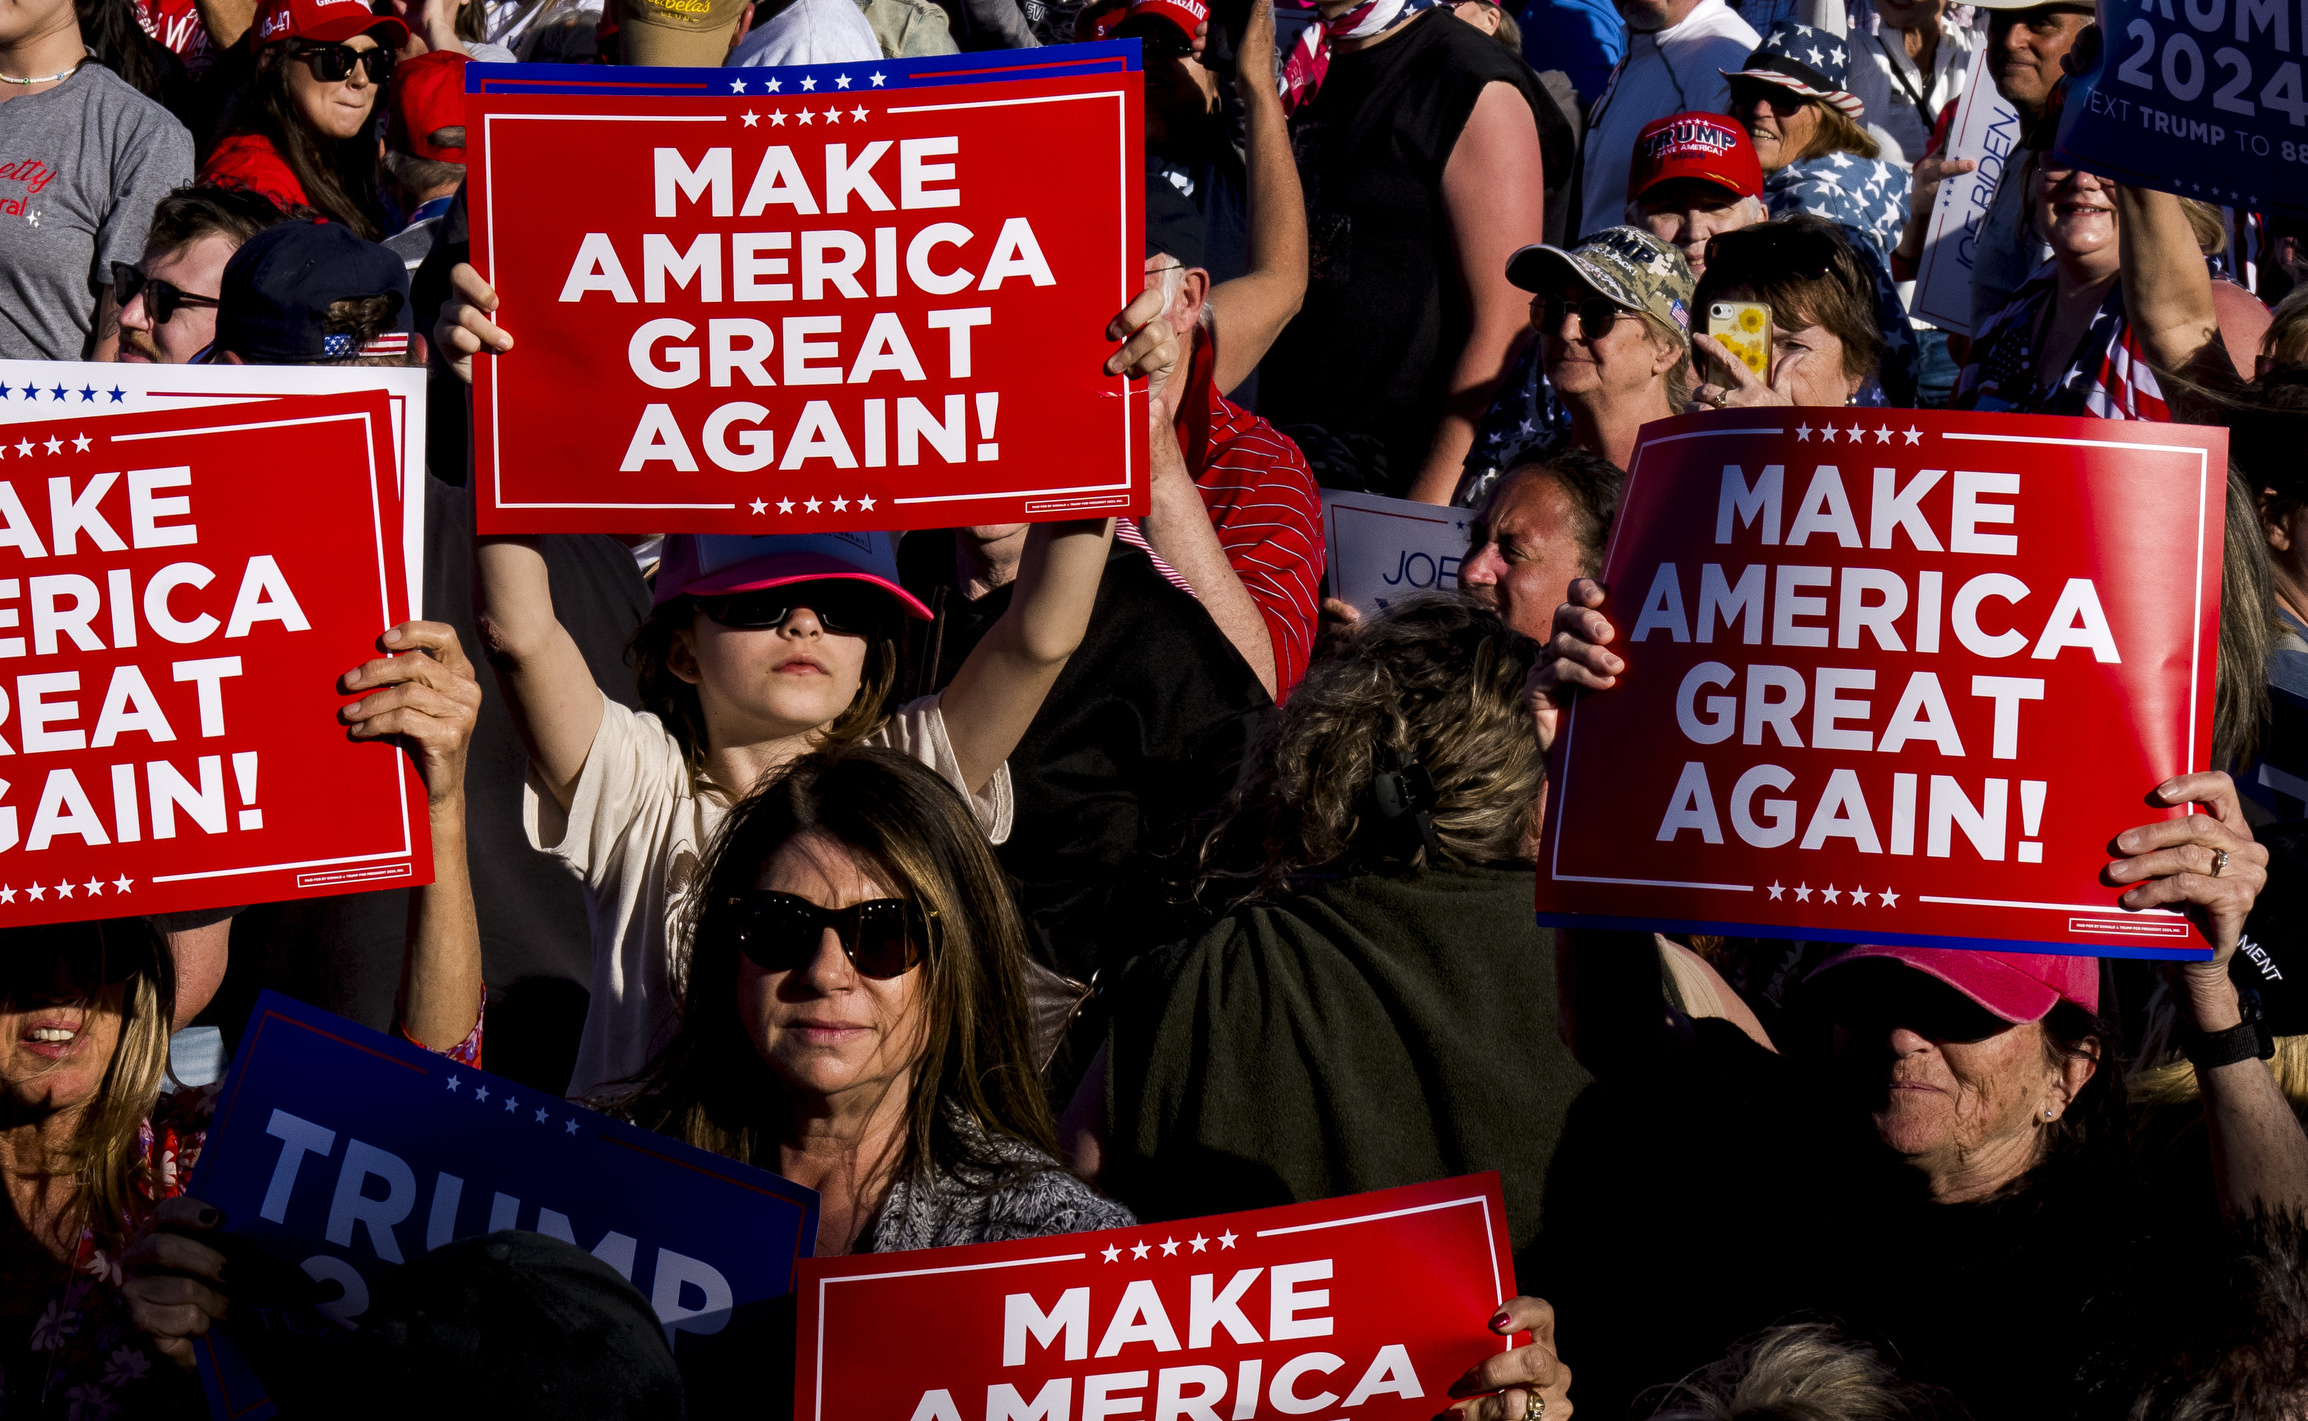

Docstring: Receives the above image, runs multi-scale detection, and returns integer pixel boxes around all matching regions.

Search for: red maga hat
[1810,945,2100,1023]
[389,50,468,163]
[252,0,409,45]
[1627,111,1764,204]
[1093,0,1206,54]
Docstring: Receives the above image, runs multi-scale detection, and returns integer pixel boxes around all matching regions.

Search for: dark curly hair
[1193,593,1544,910]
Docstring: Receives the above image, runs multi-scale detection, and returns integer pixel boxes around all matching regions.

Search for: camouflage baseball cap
[1505,226,1695,344]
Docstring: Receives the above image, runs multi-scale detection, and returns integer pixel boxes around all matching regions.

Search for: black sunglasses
[294,40,393,83]
[1704,225,1850,284]
[713,890,933,979]
[692,581,897,638]
[112,262,221,325]
[1538,293,1632,341]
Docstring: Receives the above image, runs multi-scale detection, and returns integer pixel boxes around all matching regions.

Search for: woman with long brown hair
[198,0,405,237]
[615,747,1130,1255]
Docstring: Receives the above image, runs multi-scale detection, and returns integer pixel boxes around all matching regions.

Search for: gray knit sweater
[869,1125,1135,1252]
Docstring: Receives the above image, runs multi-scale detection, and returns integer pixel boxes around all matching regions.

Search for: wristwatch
[2180,986,2277,1070]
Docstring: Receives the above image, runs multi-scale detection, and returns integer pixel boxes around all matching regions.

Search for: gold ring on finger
[1523,1393,1546,1421]
[2210,848,2228,878]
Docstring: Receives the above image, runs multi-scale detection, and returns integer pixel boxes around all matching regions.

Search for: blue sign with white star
[187,992,819,1420]
[2053,8,2308,219]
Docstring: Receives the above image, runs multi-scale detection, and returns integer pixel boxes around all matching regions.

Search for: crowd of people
[2,0,2307,1411]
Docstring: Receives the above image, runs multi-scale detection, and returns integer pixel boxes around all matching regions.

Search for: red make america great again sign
[0,393,428,925]
[797,1177,1519,1421]
[1535,408,2224,960]
[468,69,1146,535]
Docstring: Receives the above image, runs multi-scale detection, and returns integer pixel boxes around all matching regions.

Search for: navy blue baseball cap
[211,219,413,364]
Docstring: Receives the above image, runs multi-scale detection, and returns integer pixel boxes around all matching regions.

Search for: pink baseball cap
[252,0,409,46]
[652,533,932,619]
[1810,945,2099,1022]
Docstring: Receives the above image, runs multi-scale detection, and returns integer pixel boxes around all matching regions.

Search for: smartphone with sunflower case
[1706,300,1773,383]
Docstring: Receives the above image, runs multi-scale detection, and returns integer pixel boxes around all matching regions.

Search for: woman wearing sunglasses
[199,0,405,239]
[617,748,1132,1259]
[1685,217,1886,410]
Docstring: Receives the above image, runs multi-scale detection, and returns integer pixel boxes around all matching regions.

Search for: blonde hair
[1801,104,1880,163]
[2125,974,2308,1110]
[1646,1323,1947,1421]
[3,921,177,1248]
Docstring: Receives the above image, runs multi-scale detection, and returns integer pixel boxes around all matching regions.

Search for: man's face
[1461,470,1589,641]
[1633,179,1758,275]
[1615,0,1699,33]
[1985,6,2093,112]
[117,233,240,364]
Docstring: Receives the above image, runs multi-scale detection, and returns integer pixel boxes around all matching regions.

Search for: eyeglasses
[712,890,932,979]
[294,41,392,84]
[1703,225,1847,283]
[1538,293,1632,341]
[692,582,897,638]
[111,262,221,325]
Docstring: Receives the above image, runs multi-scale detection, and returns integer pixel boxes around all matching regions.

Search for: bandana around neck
[1280,0,1443,113]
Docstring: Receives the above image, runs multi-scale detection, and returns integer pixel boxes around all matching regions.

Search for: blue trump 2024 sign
[2055,0,2308,217]
[186,992,819,1418]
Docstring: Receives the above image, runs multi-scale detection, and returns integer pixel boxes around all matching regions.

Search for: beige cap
[620,0,748,64]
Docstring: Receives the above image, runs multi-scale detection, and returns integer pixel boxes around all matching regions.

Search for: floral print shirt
[3,1010,482,1419]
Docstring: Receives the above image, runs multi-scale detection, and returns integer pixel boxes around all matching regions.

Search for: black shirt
[1546,1013,2139,1421]
[1259,10,1570,494]
[897,534,1273,983]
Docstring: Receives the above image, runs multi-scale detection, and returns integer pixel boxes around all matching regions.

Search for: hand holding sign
[122,1197,230,1368]
[1442,1297,1573,1421]
[1533,407,2227,958]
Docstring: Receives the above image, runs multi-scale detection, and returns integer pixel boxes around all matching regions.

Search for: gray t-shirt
[0,64,193,361]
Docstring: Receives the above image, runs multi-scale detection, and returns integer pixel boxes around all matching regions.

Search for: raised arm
[2105,772,2308,1214]
[2114,184,2227,379]
[340,621,486,1052]
[1407,83,1547,505]
[935,292,1186,787]
[473,535,607,812]
[939,518,1115,794]
[1204,0,1308,394]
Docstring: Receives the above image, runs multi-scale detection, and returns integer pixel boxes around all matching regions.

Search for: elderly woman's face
[2034,163,2120,262]
[1709,283,1865,406]
[1538,285,1676,405]
[0,954,127,1117]
[738,830,929,1108]
[1730,79,1821,174]
[1828,968,2084,1199]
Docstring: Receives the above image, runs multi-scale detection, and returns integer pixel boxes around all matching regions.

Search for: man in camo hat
[1501,225,1696,471]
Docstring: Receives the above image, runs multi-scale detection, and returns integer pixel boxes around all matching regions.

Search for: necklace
[0,52,88,86]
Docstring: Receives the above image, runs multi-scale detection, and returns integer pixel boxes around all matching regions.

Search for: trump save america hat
[251,0,408,47]
[653,533,933,618]
[1628,112,1765,204]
